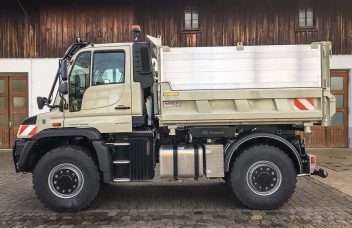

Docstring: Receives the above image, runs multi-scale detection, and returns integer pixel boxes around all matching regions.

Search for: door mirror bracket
[58,82,69,94]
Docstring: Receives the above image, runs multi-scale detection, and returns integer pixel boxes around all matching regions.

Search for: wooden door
[304,125,326,147]
[305,70,349,148]
[327,71,349,147]
[0,74,28,149]
[181,31,201,47]
[0,77,10,148]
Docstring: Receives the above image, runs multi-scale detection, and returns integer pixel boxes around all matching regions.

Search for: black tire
[230,144,297,209]
[222,172,230,183]
[33,146,100,212]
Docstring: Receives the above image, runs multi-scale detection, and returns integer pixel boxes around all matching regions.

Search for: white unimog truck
[13,26,334,212]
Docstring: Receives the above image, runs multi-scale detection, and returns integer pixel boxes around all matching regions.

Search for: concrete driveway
[308,148,352,197]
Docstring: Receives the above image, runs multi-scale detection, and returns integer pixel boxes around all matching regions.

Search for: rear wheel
[33,146,100,212]
[230,144,297,209]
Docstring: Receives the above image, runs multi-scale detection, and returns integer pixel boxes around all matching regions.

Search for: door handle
[115,105,131,110]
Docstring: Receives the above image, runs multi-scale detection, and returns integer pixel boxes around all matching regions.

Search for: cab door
[64,46,132,133]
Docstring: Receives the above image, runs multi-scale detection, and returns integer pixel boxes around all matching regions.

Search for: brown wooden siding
[0,6,39,58]
[138,0,352,54]
[0,1,133,58]
[1,0,352,57]
[136,1,184,47]
[39,2,134,57]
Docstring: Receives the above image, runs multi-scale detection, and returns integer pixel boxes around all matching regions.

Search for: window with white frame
[298,8,314,28]
[184,9,199,30]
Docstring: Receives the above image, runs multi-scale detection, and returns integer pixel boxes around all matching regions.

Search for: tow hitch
[311,168,328,178]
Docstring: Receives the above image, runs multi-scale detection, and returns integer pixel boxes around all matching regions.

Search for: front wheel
[33,146,100,212]
[230,144,297,209]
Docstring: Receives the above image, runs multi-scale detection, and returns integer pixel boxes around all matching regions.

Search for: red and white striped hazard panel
[294,98,315,111]
[18,125,37,138]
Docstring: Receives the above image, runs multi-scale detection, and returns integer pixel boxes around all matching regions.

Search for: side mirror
[58,82,69,94]
[59,59,68,81]
[37,97,47,110]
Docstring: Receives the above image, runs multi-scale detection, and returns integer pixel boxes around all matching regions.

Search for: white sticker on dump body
[163,101,181,107]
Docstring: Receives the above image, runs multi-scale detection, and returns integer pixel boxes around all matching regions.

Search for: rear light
[306,154,328,178]
[17,125,37,138]
[310,155,316,166]
[308,154,316,174]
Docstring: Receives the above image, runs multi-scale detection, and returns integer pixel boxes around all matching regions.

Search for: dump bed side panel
[154,42,335,127]
[161,44,321,90]
[159,85,323,126]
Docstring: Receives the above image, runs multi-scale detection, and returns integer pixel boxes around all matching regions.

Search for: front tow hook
[312,168,328,178]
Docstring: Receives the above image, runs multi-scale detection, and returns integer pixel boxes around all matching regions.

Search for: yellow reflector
[163,92,179,97]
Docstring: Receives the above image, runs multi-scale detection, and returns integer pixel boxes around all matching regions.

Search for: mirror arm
[43,40,88,109]
[47,68,60,105]
[59,89,68,108]
[49,104,66,112]
[48,99,67,110]
[48,104,62,108]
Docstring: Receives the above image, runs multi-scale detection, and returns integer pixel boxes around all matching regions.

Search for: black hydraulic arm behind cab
[132,42,154,89]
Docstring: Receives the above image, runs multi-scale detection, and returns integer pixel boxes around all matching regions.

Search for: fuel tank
[159,144,203,179]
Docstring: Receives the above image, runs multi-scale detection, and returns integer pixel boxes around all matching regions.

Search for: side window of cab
[68,52,91,112]
[92,51,125,86]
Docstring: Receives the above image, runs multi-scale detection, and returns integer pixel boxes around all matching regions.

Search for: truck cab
[36,41,153,134]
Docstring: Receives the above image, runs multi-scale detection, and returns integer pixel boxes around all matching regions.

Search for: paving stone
[1,152,352,227]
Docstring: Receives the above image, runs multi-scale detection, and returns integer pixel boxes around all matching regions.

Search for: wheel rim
[246,161,282,196]
[48,163,84,199]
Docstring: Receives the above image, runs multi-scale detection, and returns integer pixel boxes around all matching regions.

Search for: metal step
[113,178,131,182]
[106,142,130,146]
[113,160,130,164]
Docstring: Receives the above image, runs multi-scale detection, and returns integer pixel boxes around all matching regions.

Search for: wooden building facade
[0,0,352,148]
[1,0,352,57]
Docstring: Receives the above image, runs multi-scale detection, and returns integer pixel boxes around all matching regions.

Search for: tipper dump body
[150,37,335,130]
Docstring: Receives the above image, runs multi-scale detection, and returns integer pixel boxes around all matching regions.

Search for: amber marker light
[52,123,62,127]
[132,25,141,32]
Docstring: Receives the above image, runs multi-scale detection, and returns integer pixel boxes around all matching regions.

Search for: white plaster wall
[1,55,352,147]
[0,58,59,116]
[330,55,352,148]
[30,59,60,114]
